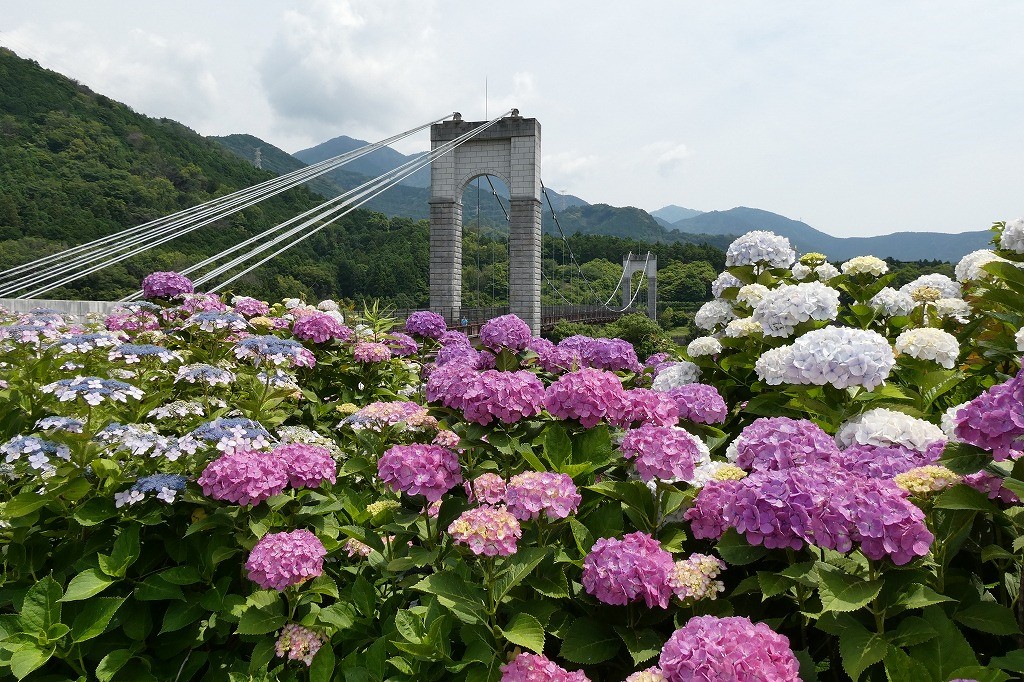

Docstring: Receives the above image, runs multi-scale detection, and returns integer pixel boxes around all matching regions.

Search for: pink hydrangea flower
[659,616,800,681]
[500,652,590,682]
[448,505,522,556]
[353,342,392,363]
[232,296,271,317]
[141,271,194,299]
[559,335,642,372]
[615,388,680,427]
[504,471,581,520]
[955,370,1024,460]
[387,332,418,357]
[198,449,288,506]
[461,370,546,425]
[728,417,839,471]
[426,363,478,410]
[377,444,462,502]
[964,471,1020,503]
[273,443,337,489]
[479,314,532,352]
[292,313,352,344]
[467,473,506,504]
[582,531,675,608]
[433,429,461,449]
[245,529,326,591]
[544,368,629,428]
[620,425,707,482]
[685,480,743,540]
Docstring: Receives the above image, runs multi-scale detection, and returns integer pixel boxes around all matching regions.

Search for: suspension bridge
[0,111,657,333]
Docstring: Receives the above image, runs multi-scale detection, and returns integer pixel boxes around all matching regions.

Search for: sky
[2,1,1022,237]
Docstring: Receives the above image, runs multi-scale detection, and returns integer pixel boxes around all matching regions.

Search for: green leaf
[839,624,886,681]
[991,649,1024,672]
[940,442,990,474]
[907,606,980,680]
[71,597,124,642]
[494,547,548,603]
[715,529,768,566]
[236,598,285,635]
[954,601,1021,635]
[61,568,114,602]
[413,571,486,624]
[543,423,572,470]
[613,626,662,665]
[890,616,938,648]
[884,646,931,682]
[568,517,594,556]
[98,523,141,578]
[352,575,376,618]
[96,649,133,682]
[20,576,62,636]
[5,491,51,518]
[499,613,544,654]
[934,484,999,513]
[817,567,882,613]
[309,644,336,682]
[159,601,203,634]
[318,602,356,632]
[757,571,792,599]
[895,584,953,610]
[134,572,185,601]
[9,645,53,680]
[559,617,619,665]
[72,498,115,526]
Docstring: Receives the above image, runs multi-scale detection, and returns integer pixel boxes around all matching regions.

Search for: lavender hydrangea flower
[141,271,194,299]
[460,370,546,425]
[500,653,590,682]
[386,332,418,357]
[870,287,916,317]
[245,529,326,591]
[353,341,392,363]
[543,368,629,428]
[231,296,271,317]
[999,217,1024,253]
[752,282,840,337]
[234,336,316,368]
[666,384,728,424]
[52,331,124,354]
[693,299,736,331]
[184,417,274,454]
[467,473,506,504]
[108,343,182,364]
[725,417,839,472]
[116,473,188,507]
[292,312,351,343]
[175,363,236,386]
[615,388,680,428]
[725,231,796,268]
[582,531,675,608]
[1,435,71,474]
[710,271,742,298]
[621,425,708,482]
[35,416,84,433]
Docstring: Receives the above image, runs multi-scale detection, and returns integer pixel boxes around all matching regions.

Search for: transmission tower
[253,147,262,170]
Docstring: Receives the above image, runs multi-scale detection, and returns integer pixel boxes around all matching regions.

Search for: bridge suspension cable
[2,114,457,299]
[187,111,515,294]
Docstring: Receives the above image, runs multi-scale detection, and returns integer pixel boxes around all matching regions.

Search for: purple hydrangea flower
[245,529,326,591]
[272,443,337,489]
[559,335,642,372]
[659,616,800,681]
[141,271,194,299]
[425,363,478,410]
[621,425,708,483]
[231,296,271,317]
[834,442,942,479]
[479,314,533,352]
[405,311,447,339]
[727,417,839,472]
[955,370,1024,460]
[583,531,675,609]
[500,653,590,682]
[377,444,462,502]
[387,332,419,357]
[666,384,728,424]
[615,388,681,427]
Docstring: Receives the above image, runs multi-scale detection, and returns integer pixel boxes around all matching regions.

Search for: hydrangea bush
[3,243,1024,682]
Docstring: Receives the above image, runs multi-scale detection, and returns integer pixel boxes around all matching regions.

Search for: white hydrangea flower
[282,298,304,310]
[787,326,895,389]
[652,361,701,390]
[814,263,840,281]
[941,402,968,442]
[693,299,736,331]
[955,249,1008,283]
[317,299,340,312]
[687,336,722,358]
[324,310,346,324]
[899,273,961,300]
[725,317,763,338]
[752,282,840,337]
[894,327,960,368]
[725,231,796,269]
[870,287,916,317]
[710,272,742,298]
[932,298,971,324]
[842,256,889,277]
[836,407,945,452]
[736,284,770,307]
[754,345,797,385]
[689,460,746,488]
[999,218,1024,254]
[1017,327,1024,352]
[791,263,811,280]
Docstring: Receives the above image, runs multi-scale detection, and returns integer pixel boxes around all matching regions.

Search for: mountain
[672,207,990,262]
[652,204,703,224]
[294,135,431,188]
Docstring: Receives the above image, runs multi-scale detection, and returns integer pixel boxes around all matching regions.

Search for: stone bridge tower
[429,113,542,333]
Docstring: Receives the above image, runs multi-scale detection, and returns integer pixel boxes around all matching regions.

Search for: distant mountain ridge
[652,205,703,223]
[670,207,991,262]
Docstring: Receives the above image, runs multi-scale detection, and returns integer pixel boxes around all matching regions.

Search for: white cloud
[641,141,692,177]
